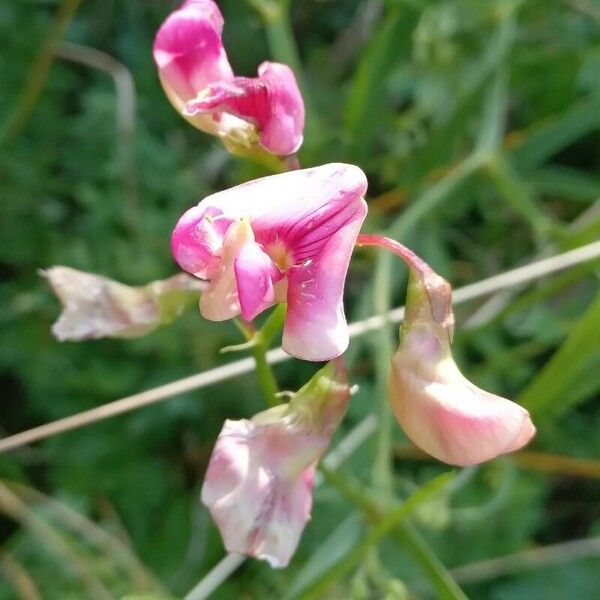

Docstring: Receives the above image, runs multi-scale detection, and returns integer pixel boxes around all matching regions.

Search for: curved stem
[356,233,454,336]
[0,0,83,145]
[319,465,467,600]
[356,233,432,277]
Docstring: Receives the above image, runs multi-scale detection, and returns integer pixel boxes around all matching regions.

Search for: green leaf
[344,6,417,160]
[287,512,364,600]
[122,596,176,600]
[519,290,600,420]
[510,95,600,172]
[287,473,455,599]
[530,166,600,203]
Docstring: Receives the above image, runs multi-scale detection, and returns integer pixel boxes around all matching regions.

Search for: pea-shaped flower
[355,234,536,466]
[153,0,304,156]
[171,163,368,361]
[389,254,536,466]
[42,267,202,341]
[201,361,350,567]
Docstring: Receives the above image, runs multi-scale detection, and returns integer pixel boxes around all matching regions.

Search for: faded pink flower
[171,163,368,361]
[388,260,536,466]
[201,361,350,567]
[42,267,202,340]
[153,0,304,155]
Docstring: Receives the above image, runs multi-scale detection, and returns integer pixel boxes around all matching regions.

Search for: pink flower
[153,0,304,155]
[201,361,350,567]
[171,163,368,361]
[388,264,535,466]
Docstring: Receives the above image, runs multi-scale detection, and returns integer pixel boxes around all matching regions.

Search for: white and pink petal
[234,241,279,321]
[283,200,367,361]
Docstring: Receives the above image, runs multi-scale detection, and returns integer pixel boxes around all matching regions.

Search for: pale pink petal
[201,418,315,568]
[504,413,537,453]
[186,62,304,155]
[234,241,278,321]
[255,62,304,155]
[250,464,314,568]
[201,362,350,567]
[42,268,202,340]
[153,0,233,107]
[389,329,536,466]
[199,220,254,321]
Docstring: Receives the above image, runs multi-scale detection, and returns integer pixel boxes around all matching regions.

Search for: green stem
[371,252,394,494]
[251,341,280,407]
[387,153,482,240]
[242,305,287,407]
[295,473,455,600]
[392,522,469,600]
[249,0,316,143]
[484,153,563,242]
[260,303,287,347]
[318,464,379,520]
[0,0,83,145]
[319,465,467,600]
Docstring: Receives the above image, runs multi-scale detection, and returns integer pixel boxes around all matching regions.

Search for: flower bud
[153,0,233,130]
[389,267,535,466]
[42,267,202,340]
[201,361,349,567]
[153,0,304,156]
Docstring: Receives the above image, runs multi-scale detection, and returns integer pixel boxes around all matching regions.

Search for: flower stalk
[239,306,287,407]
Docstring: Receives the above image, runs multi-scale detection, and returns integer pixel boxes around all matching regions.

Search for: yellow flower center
[266,240,294,272]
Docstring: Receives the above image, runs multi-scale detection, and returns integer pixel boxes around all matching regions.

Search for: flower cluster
[44,0,537,571]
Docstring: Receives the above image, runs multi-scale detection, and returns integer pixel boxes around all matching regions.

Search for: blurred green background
[1,0,599,598]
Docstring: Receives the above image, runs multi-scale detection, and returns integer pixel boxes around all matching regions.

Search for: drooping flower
[42,267,202,341]
[171,163,368,361]
[201,361,350,567]
[385,247,536,466]
[153,0,304,156]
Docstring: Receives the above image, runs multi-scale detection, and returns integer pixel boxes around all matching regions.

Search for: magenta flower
[171,163,368,361]
[201,361,350,567]
[153,0,304,155]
